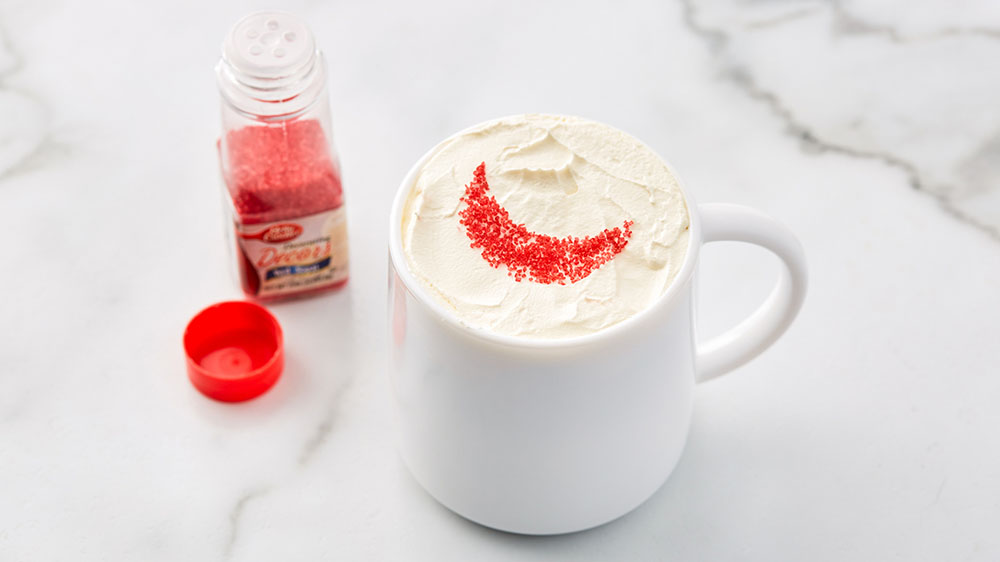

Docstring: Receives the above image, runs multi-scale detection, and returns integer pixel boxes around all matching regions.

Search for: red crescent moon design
[458,162,633,285]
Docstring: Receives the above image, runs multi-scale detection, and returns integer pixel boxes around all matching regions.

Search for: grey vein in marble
[742,0,1000,40]
[225,487,270,559]
[680,0,1000,242]
[828,0,1000,43]
[0,21,49,181]
[299,412,337,466]
[298,383,354,466]
[744,7,822,30]
[298,356,360,466]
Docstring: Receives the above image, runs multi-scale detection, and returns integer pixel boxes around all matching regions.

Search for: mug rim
[388,114,703,349]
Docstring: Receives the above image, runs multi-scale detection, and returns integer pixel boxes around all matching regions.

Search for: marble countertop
[3,0,998,559]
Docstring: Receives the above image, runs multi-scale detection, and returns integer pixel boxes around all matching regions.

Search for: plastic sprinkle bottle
[216,12,348,300]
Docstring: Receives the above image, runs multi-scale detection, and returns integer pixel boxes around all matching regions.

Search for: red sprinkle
[458,162,633,285]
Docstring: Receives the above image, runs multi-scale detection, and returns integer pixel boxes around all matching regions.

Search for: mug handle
[696,203,808,383]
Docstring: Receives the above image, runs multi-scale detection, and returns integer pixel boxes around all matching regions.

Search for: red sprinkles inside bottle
[224,119,343,225]
[221,119,346,297]
[458,162,633,285]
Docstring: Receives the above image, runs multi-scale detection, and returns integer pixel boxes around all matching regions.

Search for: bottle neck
[216,50,327,120]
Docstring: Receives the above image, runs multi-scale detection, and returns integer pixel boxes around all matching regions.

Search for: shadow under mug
[387,131,808,535]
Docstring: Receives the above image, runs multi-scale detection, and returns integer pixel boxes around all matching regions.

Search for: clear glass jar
[216,11,348,300]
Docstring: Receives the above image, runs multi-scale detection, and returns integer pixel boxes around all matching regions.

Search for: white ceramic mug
[387,129,808,535]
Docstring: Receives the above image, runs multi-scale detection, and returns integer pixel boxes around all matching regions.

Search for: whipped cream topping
[401,114,690,339]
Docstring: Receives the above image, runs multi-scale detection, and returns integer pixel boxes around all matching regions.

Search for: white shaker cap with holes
[222,11,316,80]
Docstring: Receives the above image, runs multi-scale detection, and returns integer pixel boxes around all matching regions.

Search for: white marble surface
[2,0,999,559]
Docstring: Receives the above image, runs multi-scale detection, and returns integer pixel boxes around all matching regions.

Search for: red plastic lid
[183,301,284,402]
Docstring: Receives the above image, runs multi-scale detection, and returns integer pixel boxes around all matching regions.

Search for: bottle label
[234,207,349,298]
